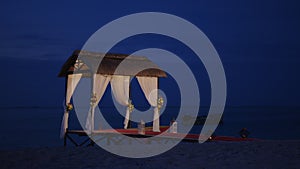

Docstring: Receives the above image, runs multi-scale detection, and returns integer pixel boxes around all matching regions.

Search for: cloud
[0,32,79,61]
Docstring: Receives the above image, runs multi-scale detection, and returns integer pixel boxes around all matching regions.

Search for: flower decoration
[66,103,73,111]
[128,99,134,112]
[157,96,164,110]
[90,93,97,106]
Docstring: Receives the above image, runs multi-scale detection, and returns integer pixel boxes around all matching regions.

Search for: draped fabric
[85,74,111,132]
[110,75,131,129]
[111,75,130,106]
[60,72,161,137]
[137,76,160,132]
[60,74,82,138]
[153,107,160,132]
[65,74,82,105]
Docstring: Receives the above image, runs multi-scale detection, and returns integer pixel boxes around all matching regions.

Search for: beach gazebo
[58,50,167,139]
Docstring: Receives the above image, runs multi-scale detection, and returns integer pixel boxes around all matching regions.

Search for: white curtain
[60,74,82,138]
[137,76,160,132]
[110,75,131,129]
[85,74,111,132]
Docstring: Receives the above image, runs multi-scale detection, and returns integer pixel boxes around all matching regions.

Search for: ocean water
[0,106,299,150]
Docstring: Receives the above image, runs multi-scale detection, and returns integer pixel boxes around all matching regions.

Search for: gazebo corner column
[123,106,131,129]
[153,107,160,132]
[110,75,131,129]
[123,78,131,129]
[89,73,97,133]
[124,99,134,129]
[136,76,160,132]
[60,74,82,138]
[60,109,70,138]
[154,92,164,132]
[85,74,111,134]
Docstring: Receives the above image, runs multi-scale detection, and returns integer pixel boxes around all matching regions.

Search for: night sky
[0,0,300,107]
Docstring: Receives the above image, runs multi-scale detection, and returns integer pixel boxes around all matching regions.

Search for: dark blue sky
[0,0,300,107]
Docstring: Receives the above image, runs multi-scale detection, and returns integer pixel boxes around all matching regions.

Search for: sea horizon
[0,105,299,150]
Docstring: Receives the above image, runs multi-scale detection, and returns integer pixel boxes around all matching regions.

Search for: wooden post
[157,78,160,130]
[63,75,68,146]
[90,73,96,133]
[64,128,68,147]
[64,134,67,147]
[128,76,132,128]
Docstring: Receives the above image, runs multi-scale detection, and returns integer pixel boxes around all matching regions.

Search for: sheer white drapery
[136,76,160,132]
[61,73,161,136]
[110,75,131,129]
[85,74,111,132]
[60,74,82,138]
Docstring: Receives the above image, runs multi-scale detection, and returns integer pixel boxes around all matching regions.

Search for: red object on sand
[67,126,259,143]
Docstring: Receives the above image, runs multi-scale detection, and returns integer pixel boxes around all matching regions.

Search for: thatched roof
[58,50,167,77]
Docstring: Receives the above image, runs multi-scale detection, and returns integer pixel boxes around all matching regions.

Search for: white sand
[0,141,299,169]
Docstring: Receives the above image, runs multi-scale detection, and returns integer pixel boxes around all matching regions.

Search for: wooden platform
[64,126,258,146]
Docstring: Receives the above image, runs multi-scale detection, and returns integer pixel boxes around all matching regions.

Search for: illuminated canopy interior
[59,50,167,138]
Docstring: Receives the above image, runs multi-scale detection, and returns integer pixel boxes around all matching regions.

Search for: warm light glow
[66,103,73,111]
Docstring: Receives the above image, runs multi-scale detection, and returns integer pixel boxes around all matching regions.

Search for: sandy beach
[0,140,299,169]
